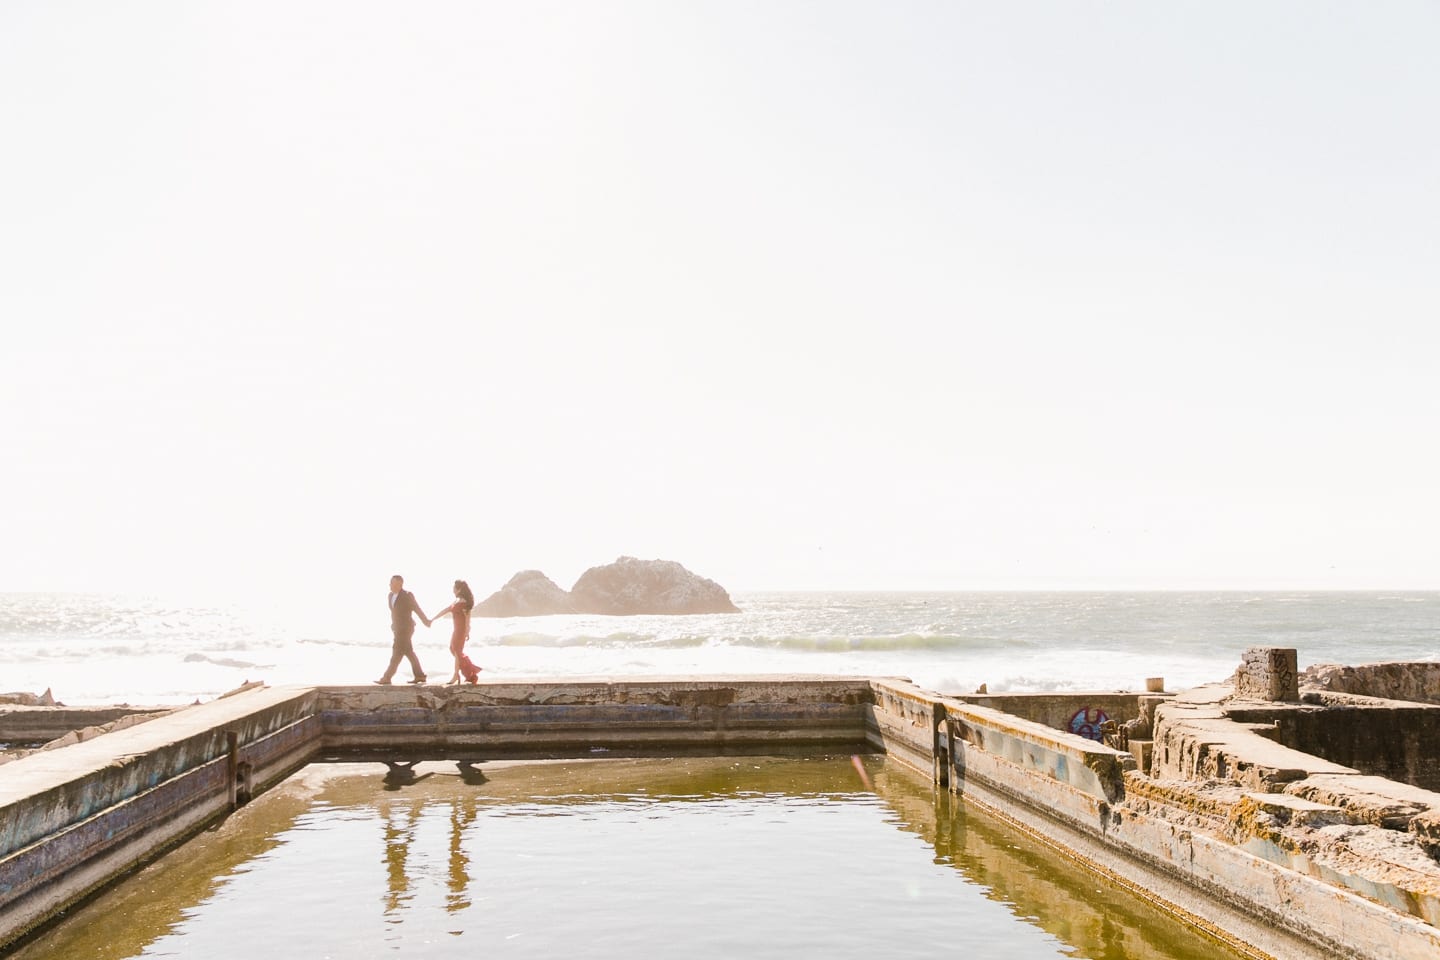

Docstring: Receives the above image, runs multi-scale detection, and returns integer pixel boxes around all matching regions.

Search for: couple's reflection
[381,801,418,917]
[380,768,482,920]
[445,799,477,911]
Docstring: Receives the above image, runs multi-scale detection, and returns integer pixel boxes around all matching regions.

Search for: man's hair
[391,574,404,584]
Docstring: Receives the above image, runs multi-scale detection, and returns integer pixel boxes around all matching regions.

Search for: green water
[10,757,1245,960]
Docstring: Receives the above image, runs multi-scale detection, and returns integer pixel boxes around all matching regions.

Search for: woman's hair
[454,579,475,610]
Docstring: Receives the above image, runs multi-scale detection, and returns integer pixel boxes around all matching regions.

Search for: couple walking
[376,574,482,685]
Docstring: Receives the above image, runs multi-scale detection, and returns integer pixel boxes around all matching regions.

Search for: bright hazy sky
[3,2,1438,597]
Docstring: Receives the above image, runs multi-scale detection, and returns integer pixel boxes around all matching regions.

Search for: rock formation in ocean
[570,556,740,615]
[0,689,55,707]
[474,570,576,617]
[471,557,739,617]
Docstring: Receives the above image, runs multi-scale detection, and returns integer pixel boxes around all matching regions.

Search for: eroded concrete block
[1410,809,1440,860]
[1235,647,1300,702]
[1304,662,1440,705]
[1150,708,1353,789]
[1285,775,1440,830]
[1129,739,1153,774]
[1229,792,1350,842]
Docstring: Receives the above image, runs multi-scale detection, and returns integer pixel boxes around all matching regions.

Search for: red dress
[451,606,481,683]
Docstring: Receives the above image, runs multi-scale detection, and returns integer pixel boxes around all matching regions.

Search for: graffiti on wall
[1068,706,1110,741]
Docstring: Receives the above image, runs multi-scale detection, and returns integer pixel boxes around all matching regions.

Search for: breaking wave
[3,590,1438,704]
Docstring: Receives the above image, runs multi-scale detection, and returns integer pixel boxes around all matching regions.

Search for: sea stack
[471,557,740,617]
[569,556,740,616]
[473,570,575,617]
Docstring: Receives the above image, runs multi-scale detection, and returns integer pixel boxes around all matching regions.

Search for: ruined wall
[0,688,320,949]
[316,678,876,761]
[1304,663,1440,705]
[1227,703,1440,791]
[950,692,1155,740]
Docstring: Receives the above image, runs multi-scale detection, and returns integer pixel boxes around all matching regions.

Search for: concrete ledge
[1226,702,1440,791]
[952,691,1161,733]
[1283,774,1440,829]
[0,687,319,855]
[0,706,176,747]
[1305,662,1440,705]
[1152,701,1357,789]
[0,687,320,947]
[874,678,1440,960]
[1114,792,1440,960]
[0,677,881,951]
[950,765,1346,960]
[315,678,877,761]
[944,700,1135,803]
[865,680,944,778]
[6,672,1440,960]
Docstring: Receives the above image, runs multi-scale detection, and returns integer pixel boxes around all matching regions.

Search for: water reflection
[379,763,483,922]
[446,801,477,913]
[9,757,1246,960]
[871,770,1212,960]
[380,800,418,917]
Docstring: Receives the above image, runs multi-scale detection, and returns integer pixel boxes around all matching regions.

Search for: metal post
[226,731,239,809]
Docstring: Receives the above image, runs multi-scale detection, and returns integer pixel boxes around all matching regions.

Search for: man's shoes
[373,678,391,685]
[408,676,427,684]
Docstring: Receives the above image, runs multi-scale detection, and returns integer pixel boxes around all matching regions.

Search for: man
[376,574,431,684]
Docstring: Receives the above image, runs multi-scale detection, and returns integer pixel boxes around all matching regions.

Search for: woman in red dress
[432,579,481,684]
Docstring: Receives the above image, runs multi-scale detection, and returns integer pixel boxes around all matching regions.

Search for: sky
[2,1,1438,597]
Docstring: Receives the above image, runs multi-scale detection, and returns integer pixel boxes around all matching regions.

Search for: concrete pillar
[1235,647,1299,702]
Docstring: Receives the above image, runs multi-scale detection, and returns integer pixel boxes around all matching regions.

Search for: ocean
[1,591,1437,706]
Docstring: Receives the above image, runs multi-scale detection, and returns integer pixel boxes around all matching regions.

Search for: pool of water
[11,756,1245,960]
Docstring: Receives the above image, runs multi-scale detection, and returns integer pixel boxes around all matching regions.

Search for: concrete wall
[1141,682,1440,956]
[950,692,1156,739]
[0,688,319,947]
[871,761,1245,960]
[868,677,1440,960]
[1225,701,1440,790]
[1305,663,1440,705]
[0,677,877,951]
[314,677,876,761]
[0,706,173,747]
[7,673,1440,960]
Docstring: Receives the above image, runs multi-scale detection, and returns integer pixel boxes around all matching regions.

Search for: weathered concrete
[315,677,877,761]
[0,706,173,747]
[0,677,878,951]
[950,691,1159,737]
[1225,696,1440,791]
[6,660,1440,960]
[871,666,1440,960]
[1304,662,1440,705]
[866,679,1335,959]
[1283,774,1440,829]
[1235,647,1300,702]
[1123,653,1440,956]
[1150,687,1357,788]
[871,761,1245,960]
[0,687,319,947]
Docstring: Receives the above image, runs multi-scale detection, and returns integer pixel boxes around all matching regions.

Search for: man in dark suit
[376,574,431,684]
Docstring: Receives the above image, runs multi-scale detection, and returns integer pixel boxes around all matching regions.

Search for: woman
[432,580,481,684]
